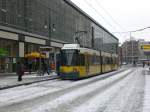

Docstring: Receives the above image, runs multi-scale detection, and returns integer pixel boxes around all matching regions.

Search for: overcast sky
[71,0,150,43]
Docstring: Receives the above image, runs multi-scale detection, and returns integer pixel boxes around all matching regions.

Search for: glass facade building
[0,0,118,73]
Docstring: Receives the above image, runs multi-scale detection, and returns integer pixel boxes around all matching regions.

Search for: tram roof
[62,44,80,50]
[62,44,118,57]
[62,44,99,55]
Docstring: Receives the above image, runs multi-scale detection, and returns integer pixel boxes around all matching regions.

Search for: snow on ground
[0,69,130,111]
[102,67,144,112]
[143,68,150,112]
[0,69,128,108]
[0,67,147,112]
[0,68,126,98]
[0,79,71,107]
[72,68,144,112]
[0,72,57,88]
[0,69,123,89]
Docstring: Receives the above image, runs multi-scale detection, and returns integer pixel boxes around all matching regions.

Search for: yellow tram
[60,44,118,79]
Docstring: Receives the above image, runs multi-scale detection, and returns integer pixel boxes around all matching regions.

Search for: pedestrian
[56,59,60,76]
[47,64,51,75]
[16,61,24,81]
[42,62,49,75]
[143,62,145,68]
[28,61,32,74]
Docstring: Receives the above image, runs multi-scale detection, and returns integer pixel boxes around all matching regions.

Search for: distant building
[121,40,139,63]
[138,40,150,62]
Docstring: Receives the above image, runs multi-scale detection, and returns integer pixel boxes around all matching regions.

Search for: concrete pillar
[19,42,25,57]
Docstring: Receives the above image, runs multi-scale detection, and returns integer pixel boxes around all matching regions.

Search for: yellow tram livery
[60,44,118,79]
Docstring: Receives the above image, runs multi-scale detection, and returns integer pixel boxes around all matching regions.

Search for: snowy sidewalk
[0,72,58,90]
[143,67,150,112]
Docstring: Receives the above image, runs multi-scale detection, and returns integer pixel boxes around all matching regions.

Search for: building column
[19,42,25,57]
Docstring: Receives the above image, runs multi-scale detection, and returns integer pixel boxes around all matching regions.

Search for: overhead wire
[82,0,150,41]
[94,0,127,32]
[92,0,128,40]
[83,0,118,32]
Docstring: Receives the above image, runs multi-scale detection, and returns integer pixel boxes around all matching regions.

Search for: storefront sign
[0,48,8,57]
[25,36,46,45]
[141,45,150,50]
[0,30,18,40]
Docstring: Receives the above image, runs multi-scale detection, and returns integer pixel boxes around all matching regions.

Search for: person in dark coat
[42,62,49,75]
[28,61,32,74]
[143,62,145,68]
[16,61,24,81]
[56,59,60,76]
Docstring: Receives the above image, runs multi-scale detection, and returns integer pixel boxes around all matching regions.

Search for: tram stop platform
[0,72,58,90]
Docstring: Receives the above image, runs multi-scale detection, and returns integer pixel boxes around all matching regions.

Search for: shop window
[0,39,18,57]
[0,39,18,73]
[2,0,6,9]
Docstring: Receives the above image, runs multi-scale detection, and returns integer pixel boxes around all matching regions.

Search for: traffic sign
[141,45,150,50]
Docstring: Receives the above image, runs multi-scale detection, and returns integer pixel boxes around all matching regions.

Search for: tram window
[79,54,85,66]
[102,57,105,64]
[92,55,96,65]
[90,55,93,65]
[105,57,107,64]
[87,55,91,65]
[97,56,100,64]
[110,58,113,64]
[108,57,111,64]
[112,58,115,64]
[106,57,108,64]
[99,56,101,64]
[61,50,78,66]
[106,57,110,64]
[95,56,97,64]
[93,56,100,65]
[87,55,90,65]
[82,54,85,65]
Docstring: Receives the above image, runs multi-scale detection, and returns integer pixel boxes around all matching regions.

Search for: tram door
[85,54,90,75]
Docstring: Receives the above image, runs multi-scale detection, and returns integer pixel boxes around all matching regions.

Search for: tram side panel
[85,54,101,77]
[102,56,115,73]
[60,52,101,79]
[59,49,118,79]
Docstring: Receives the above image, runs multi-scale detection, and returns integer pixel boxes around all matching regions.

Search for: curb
[0,76,59,90]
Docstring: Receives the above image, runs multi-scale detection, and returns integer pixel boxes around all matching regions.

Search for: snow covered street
[0,67,148,112]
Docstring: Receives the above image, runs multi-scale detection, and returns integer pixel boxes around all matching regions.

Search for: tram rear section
[59,44,118,79]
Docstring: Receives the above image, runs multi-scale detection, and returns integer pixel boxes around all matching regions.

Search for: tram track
[0,68,132,112]
[32,69,134,112]
[0,75,59,90]
[96,68,145,112]
[67,68,143,112]
[0,68,127,91]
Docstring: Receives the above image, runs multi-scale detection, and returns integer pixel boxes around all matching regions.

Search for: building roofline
[64,0,118,41]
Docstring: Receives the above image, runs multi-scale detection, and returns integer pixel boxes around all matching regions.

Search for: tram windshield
[61,49,78,66]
